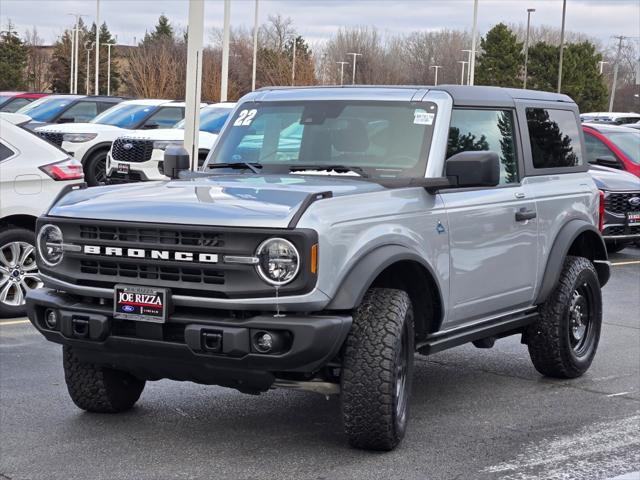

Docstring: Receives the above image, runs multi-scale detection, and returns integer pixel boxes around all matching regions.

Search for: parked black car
[589,164,640,252]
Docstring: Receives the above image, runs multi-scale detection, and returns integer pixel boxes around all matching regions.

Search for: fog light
[45,309,58,329]
[255,332,273,353]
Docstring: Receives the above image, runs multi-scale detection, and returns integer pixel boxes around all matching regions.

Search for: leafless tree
[24,27,49,91]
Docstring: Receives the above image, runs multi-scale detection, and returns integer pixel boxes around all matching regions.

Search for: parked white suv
[0,113,84,317]
[107,103,235,183]
[34,99,186,186]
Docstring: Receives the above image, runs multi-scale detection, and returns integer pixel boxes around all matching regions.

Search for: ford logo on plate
[122,305,135,313]
[123,143,134,150]
[628,197,640,207]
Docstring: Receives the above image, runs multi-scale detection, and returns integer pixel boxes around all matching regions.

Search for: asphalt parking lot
[1,248,639,480]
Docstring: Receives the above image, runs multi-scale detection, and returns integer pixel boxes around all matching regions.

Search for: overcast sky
[1,0,639,49]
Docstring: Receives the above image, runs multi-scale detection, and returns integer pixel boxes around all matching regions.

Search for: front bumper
[107,151,167,183]
[27,288,351,393]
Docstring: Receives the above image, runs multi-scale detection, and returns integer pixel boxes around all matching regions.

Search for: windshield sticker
[414,109,434,125]
[233,109,257,127]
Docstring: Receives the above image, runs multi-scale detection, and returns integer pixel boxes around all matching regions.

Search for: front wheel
[341,288,414,451]
[526,256,602,378]
[84,150,108,186]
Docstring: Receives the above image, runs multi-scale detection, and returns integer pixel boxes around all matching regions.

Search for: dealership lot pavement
[1,248,639,480]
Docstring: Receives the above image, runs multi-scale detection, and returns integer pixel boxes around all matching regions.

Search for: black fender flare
[79,142,113,164]
[326,244,443,312]
[535,219,609,304]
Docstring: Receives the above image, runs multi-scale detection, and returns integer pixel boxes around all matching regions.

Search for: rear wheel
[0,227,42,318]
[526,256,602,378]
[84,150,108,186]
[341,288,414,451]
[63,346,145,413]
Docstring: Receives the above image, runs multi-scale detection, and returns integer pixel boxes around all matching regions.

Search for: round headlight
[37,224,64,267]
[255,238,300,286]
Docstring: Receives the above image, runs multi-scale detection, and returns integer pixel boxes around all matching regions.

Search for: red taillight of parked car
[40,157,84,181]
[598,190,605,231]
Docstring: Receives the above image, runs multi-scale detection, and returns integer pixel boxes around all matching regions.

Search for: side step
[417,308,539,355]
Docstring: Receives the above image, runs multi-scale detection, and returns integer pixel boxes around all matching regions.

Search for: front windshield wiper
[289,165,369,178]
[206,162,262,174]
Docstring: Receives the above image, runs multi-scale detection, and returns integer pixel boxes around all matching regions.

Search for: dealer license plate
[628,212,640,226]
[114,285,170,323]
[117,163,130,174]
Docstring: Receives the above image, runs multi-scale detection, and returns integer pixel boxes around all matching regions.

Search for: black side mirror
[595,155,621,169]
[163,145,190,179]
[143,122,159,130]
[445,151,500,188]
[58,117,75,124]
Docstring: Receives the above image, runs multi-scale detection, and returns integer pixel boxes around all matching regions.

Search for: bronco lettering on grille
[82,245,218,263]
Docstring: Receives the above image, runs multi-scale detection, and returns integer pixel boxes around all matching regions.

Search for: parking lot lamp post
[251,0,259,91]
[347,52,362,84]
[85,42,93,95]
[102,43,114,96]
[458,60,468,85]
[598,61,608,74]
[523,8,535,89]
[184,0,205,171]
[557,0,567,92]
[220,0,231,102]
[469,0,478,85]
[430,65,441,86]
[291,35,297,86]
[462,49,472,84]
[94,0,100,95]
[336,61,348,85]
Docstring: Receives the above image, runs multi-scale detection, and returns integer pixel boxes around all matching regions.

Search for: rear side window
[448,109,519,184]
[583,133,615,164]
[0,97,31,113]
[145,107,184,128]
[61,101,99,123]
[0,142,16,161]
[526,108,582,168]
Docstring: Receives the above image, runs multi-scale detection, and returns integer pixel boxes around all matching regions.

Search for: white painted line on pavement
[611,260,640,266]
[607,392,631,397]
[0,319,30,326]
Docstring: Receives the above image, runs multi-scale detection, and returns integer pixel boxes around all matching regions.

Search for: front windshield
[16,97,71,122]
[90,103,156,128]
[605,131,640,165]
[206,101,436,178]
[173,107,232,133]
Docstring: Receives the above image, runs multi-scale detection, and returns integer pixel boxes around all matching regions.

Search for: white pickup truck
[107,103,235,183]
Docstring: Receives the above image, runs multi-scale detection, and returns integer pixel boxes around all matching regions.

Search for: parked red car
[583,123,640,177]
[0,92,49,113]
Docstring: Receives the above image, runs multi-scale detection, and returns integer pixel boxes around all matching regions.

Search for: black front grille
[37,131,64,146]
[112,138,154,163]
[603,225,640,236]
[79,225,225,248]
[605,192,640,214]
[80,260,225,285]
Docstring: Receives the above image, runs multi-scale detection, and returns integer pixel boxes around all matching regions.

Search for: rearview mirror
[595,155,621,169]
[163,145,190,179]
[445,151,500,188]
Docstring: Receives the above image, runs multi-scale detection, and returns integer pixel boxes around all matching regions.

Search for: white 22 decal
[233,109,257,126]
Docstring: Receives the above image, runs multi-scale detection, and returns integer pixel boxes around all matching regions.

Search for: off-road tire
[63,346,145,412]
[526,256,602,379]
[341,288,414,451]
[84,150,108,186]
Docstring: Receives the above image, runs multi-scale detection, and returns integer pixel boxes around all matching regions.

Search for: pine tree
[49,19,91,93]
[142,14,174,45]
[0,21,28,90]
[476,23,524,88]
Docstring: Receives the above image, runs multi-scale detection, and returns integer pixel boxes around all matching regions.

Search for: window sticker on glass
[414,109,434,125]
[233,109,258,127]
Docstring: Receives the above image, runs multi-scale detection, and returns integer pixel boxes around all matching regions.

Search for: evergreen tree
[49,19,91,93]
[476,23,524,88]
[497,112,517,183]
[447,128,489,158]
[528,41,608,112]
[0,21,28,90]
[142,14,174,45]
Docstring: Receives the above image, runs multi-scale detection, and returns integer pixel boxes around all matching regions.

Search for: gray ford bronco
[27,86,610,451]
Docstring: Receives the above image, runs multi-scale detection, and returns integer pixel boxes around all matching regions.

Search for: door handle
[515,208,537,222]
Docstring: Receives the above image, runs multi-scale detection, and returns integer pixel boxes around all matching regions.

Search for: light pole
[101,42,115,96]
[291,35,297,86]
[347,52,362,84]
[336,61,349,85]
[557,0,567,92]
[184,0,204,171]
[523,8,535,89]
[85,42,94,95]
[251,0,259,91]
[598,60,608,74]
[461,49,472,85]
[67,13,84,94]
[469,0,479,85]
[220,0,231,101]
[94,0,100,95]
[458,61,468,85]
[430,65,442,86]
[609,36,627,112]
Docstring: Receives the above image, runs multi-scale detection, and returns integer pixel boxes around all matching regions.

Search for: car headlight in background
[255,238,300,286]
[63,133,98,143]
[153,140,183,151]
[37,224,64,267]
